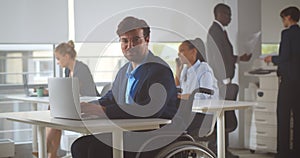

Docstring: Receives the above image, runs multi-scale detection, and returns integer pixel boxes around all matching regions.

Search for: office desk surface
[1,99,254,158]
[5,95,50,104]
[0,110,171,134]
[2,95,102,154]
[4,95,100,105]
[0,110,171,158]
[192,99,255,112]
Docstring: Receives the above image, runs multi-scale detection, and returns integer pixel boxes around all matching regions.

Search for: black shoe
[226,151,239,158]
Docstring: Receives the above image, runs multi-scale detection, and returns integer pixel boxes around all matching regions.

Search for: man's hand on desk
[80,102,106,116]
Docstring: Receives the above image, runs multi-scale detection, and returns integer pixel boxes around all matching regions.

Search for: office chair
[100,82,112,97]
[224,83,239,158]
[225,83,239,132]
[206,83,239,156]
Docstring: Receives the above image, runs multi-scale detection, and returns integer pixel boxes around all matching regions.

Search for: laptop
[48,77,101,120]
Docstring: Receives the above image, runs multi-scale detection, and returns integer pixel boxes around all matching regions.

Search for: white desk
[192,100,256,158]
[0,111,171,158]
[5,95,50,105]
[3,95,100,154]
[3,96,255,158]
[5,95,98,105]
[4,95,50,153]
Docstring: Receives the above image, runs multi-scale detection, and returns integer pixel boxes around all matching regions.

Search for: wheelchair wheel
[155,141,216,158]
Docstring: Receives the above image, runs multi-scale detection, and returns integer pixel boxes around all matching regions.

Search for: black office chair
[225,83,239,132]
[206,83,239,156]
[100,82,112,97]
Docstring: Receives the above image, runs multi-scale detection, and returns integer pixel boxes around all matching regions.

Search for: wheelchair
[136,87,217,158]
[155,140,215,158]
[152,84,240,158]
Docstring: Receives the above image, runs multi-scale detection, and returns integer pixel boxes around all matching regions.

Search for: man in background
[206,3,252,158]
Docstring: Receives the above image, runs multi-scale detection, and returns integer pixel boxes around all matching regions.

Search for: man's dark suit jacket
[98,52,178,119]
[207,21,238,131]
[206,22,237,81]
[272,24,300,81]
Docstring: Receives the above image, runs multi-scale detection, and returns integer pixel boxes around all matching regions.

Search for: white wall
[74,0,224,42]
[262,0,300,43]
[0,0,299,44]
[0,0,68,44]
[224,0,262,148]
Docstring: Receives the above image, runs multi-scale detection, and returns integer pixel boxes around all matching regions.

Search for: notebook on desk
[48,77,101,120]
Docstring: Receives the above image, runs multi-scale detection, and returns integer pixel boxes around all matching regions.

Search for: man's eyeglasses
[119,36,145,46]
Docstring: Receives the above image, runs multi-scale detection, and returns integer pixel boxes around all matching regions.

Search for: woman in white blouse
[175,38,219,100]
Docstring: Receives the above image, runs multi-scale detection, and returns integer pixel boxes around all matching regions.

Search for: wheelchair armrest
[188,87,214,101]
[176,87,183,93]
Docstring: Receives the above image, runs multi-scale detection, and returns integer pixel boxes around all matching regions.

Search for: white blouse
[179,60,219,99]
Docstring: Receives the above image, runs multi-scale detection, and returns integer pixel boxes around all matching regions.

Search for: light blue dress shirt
[125,53,149,104]
[125,65,139,104]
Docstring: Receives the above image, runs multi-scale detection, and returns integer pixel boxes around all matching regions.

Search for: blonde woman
[42,40,99,158]
[54,40,99,96]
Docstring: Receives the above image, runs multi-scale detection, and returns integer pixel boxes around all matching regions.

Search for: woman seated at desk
[42,40,99,158]
[175,38,219,100]
[174,38,219,142]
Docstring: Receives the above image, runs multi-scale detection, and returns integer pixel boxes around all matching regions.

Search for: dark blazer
[207,22,238,131]
[272,24,300,81]
[206,22,237,81]
[98,52,178,119]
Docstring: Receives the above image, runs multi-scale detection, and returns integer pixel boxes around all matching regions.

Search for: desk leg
[112,130,123,158]
[217,110,225,158]
[37,126,47,158]
[32,103,38,153]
